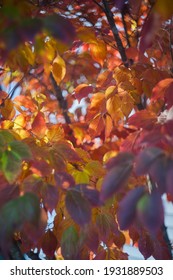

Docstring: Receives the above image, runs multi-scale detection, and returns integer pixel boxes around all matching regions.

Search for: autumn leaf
[137,190,164,234]
[89,40,107,65]
[100,153,134,202]
[52,55,66,85]
[0,193,40,247]
[74,84,93,102]
[152,78,173,109]
[0,140,32,183]
[117,186,145,230]
[135,147,165,176]
[32,112,47,138]
[41,230,58,258]
[65,188,91,226]
[61,226,79,260]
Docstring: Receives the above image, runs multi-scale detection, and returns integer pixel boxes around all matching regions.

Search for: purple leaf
[117,186,145,230]
[135,147,165,176]
[65,189,91,226]
[137,190,164,234]
[100,159,133,202]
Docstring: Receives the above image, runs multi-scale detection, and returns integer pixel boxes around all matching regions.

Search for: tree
[0,0,173,260]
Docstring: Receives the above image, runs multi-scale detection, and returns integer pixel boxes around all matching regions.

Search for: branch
[50,72,71,124]
[102,0,129,67]
[169,17,173,75]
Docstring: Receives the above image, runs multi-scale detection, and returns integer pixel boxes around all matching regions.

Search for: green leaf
[0,193,40,242]
[0,140,32,183]
[0,130,15,147]
[9,141,32,160]
[61,226,79,260]
[1,150,21,183]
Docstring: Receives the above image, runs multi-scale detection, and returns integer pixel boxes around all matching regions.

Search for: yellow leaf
[52,55,66,85]
[154,0,173,19]
[77,27,97,44]
[13,115,26,129]
[46,124,64,143]
[73,170,90,184]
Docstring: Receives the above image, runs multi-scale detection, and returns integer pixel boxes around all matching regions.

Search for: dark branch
[102,0,129,67]
[50,72,71,124]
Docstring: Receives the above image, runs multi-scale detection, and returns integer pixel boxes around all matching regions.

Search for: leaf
[139,12,159,53]
[137,190,164,234]
[52,55,66,85]
[61,226,79,260]
[1,99,15,120]
[46,124,64,143]
[135,147,165,176]
[152,78,173,109]
[43,14,75,44]
[41,183,59,213]
[74,84,93,102]
[9,140,32,160]
[85,225,99,253]
[138,232,154,259]
[128,110,157,129]
[0,140,32,183]
[65,189,91,226]
[166,159,173,196]
[117,186,145,230]
[75,184,100,206]
[96,212,117,242]
[41,230,58,258]
[89,40,107,65]
[154,0,173,19]
[32,112,47,138]
[106,152,134,170]
[0,193,40,244]
[100,153,134,202]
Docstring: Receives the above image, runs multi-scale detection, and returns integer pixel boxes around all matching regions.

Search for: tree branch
[50,72,71,124]
[102,0,129,67]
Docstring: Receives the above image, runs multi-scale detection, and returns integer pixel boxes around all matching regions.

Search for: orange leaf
[1,99,15,120]
[32,112,47,138]
[89,40,106,65]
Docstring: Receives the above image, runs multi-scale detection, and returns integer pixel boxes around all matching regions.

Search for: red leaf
[41,230,58,258]
[137,190,164,234]
[152,78,173,109]
[128,110,157,129]
[100,153,134,202]
[135,147,165,176]
[74,84,93,102]
[139,12,159,53]
[117,186,145,230]
[65,189,91,226]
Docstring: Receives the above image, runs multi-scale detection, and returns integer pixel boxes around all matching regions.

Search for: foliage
[0,0,173,260]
